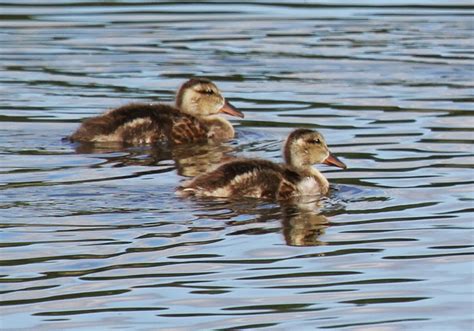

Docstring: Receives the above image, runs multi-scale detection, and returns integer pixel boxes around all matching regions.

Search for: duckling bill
[178,128,347,200]
[68,78,243,145]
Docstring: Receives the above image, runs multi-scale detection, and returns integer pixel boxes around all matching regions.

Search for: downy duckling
[68,78,244,145]
[178,128,347,200]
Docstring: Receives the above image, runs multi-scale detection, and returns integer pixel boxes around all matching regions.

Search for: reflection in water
[76,139,344,250]
[71,140,236,177]
[192,195,331,247]
[282,203,329,247]
[1,1,472,330]
[172,143,235,177]
[71,140,135,155]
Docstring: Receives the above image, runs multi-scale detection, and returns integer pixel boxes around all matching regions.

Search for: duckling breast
[296,177,323,196]
[203,117,235,141]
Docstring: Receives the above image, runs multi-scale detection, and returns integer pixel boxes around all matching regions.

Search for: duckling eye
[308,139,320,144]
[204,90,214,95]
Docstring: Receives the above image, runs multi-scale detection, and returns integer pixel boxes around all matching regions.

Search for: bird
[68,78,244,145]
[177,128,347,200]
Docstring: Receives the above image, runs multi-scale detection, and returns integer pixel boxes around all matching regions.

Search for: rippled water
[1,1,473,330]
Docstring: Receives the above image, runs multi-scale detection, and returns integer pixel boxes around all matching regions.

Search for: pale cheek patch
[318,151,330,164]
[180,89,199,113]
[296,138,307,147]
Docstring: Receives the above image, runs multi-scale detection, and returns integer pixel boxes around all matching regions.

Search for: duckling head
[176,78,244,119]
[284,129,347,170]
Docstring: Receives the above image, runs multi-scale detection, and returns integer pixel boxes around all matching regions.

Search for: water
[1,1,473,330]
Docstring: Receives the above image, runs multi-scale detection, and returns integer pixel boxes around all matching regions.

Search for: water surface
[1,1,473,330]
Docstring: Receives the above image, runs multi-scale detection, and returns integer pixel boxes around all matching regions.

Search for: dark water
[1,1,473,330]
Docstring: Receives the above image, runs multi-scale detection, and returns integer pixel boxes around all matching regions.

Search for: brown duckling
[69,78,243,145]
[178,128,347,200]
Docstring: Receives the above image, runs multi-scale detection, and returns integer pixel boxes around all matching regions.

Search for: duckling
[68,78,244,145]
[178,128,347,200]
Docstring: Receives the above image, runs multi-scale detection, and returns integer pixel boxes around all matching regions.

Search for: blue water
[1,1,473,330]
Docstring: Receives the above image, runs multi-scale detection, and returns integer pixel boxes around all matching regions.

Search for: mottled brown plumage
[69,78,243,145]
[178,129,347,200]
[180,158,302,200]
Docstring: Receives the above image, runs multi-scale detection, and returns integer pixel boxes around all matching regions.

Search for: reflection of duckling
[70,139,235,178]
[281,205,329,246]
[171,143,235,178]
[69,78,243,145]
[178,128,347,199]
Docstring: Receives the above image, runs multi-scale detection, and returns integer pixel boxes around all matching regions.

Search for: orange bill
[323,153,347,169]
[219,100,244,118]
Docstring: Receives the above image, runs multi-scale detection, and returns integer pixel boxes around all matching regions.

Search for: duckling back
[69,103,208,145]
[178,159,306,200]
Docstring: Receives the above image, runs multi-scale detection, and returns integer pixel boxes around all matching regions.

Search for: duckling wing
[170,115,209,145]
[277,180,298,200]
[179,159,295,199]
[69,103,206,144]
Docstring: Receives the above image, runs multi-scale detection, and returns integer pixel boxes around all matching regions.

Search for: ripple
[1,1,473,330]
